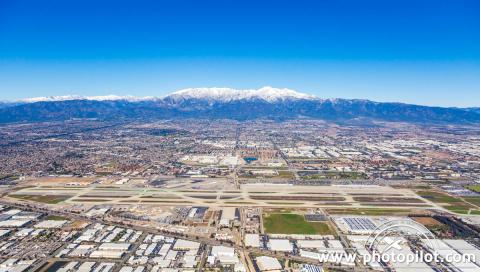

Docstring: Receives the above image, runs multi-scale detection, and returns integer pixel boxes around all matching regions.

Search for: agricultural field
[263,213,334,235]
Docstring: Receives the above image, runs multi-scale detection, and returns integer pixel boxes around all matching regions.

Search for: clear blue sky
[0,0,479,107]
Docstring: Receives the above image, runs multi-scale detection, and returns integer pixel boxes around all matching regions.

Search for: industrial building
[268,239,293,252]
[256,256,282,271]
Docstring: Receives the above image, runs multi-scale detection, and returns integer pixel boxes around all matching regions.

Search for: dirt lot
[413,216,443,227]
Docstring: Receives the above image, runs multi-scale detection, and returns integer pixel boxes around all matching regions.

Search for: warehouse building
[244,233,260,248]
[268,239,293,252]
[173,239,200,251]
[256,256,282,271]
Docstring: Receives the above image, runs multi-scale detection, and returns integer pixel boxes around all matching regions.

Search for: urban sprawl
[1,119,480,272]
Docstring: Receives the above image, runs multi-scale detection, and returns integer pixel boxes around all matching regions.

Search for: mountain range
[1,87,479,124]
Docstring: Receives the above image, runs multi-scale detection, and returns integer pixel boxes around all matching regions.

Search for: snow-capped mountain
[1,87,479,124]
[165,86,317,102]
[16,87,317,104]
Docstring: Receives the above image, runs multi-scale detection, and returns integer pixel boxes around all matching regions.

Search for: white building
[268,239,293,252]
[244,233,260,248]
[210,246,239,265]
[98,243,131,251]
[256,256,282,271]
[173,239,200,251]
[219,207,237,227]
[34,220,68,229]
[90,250,125,259]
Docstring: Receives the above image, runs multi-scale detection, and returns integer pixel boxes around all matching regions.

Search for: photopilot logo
[362,218,441,265]
[310,218,475,268]
[365,218,437,253]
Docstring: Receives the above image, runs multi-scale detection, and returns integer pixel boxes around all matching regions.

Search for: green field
[10,194,72,204]
[467,185,480,193]
[445,203,474,214]
[416,191,462,203]
[263,213,334,235]
[417,190,480,215]
[455,197,480,214]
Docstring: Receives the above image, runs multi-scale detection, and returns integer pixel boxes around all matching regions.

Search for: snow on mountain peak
[17,87,317,103]
[166,86,317,102]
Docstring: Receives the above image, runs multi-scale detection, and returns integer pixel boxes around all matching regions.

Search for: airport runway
[9,183,437,209]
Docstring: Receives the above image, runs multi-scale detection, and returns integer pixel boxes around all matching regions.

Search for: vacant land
[353,196,425,203]
[263,213,334,235]
[464,197,480,206]
[326,208,412,216]
[300,171,366,180]
[27,176,95,185]
[10,194,72,204]
[79,194,130,198]
[413,217,443,227]
[251,195,345,201]
[46,215,69,221]
[277,171,295,179]
[413,217,450,236]
[71,199,110,202]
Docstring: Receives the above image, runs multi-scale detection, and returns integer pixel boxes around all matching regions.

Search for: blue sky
[0,0,479,106]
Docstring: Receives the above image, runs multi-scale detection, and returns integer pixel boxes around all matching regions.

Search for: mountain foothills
[0,87,479,124]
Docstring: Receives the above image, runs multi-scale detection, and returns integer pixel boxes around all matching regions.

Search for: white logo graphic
[364,218,438,254]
